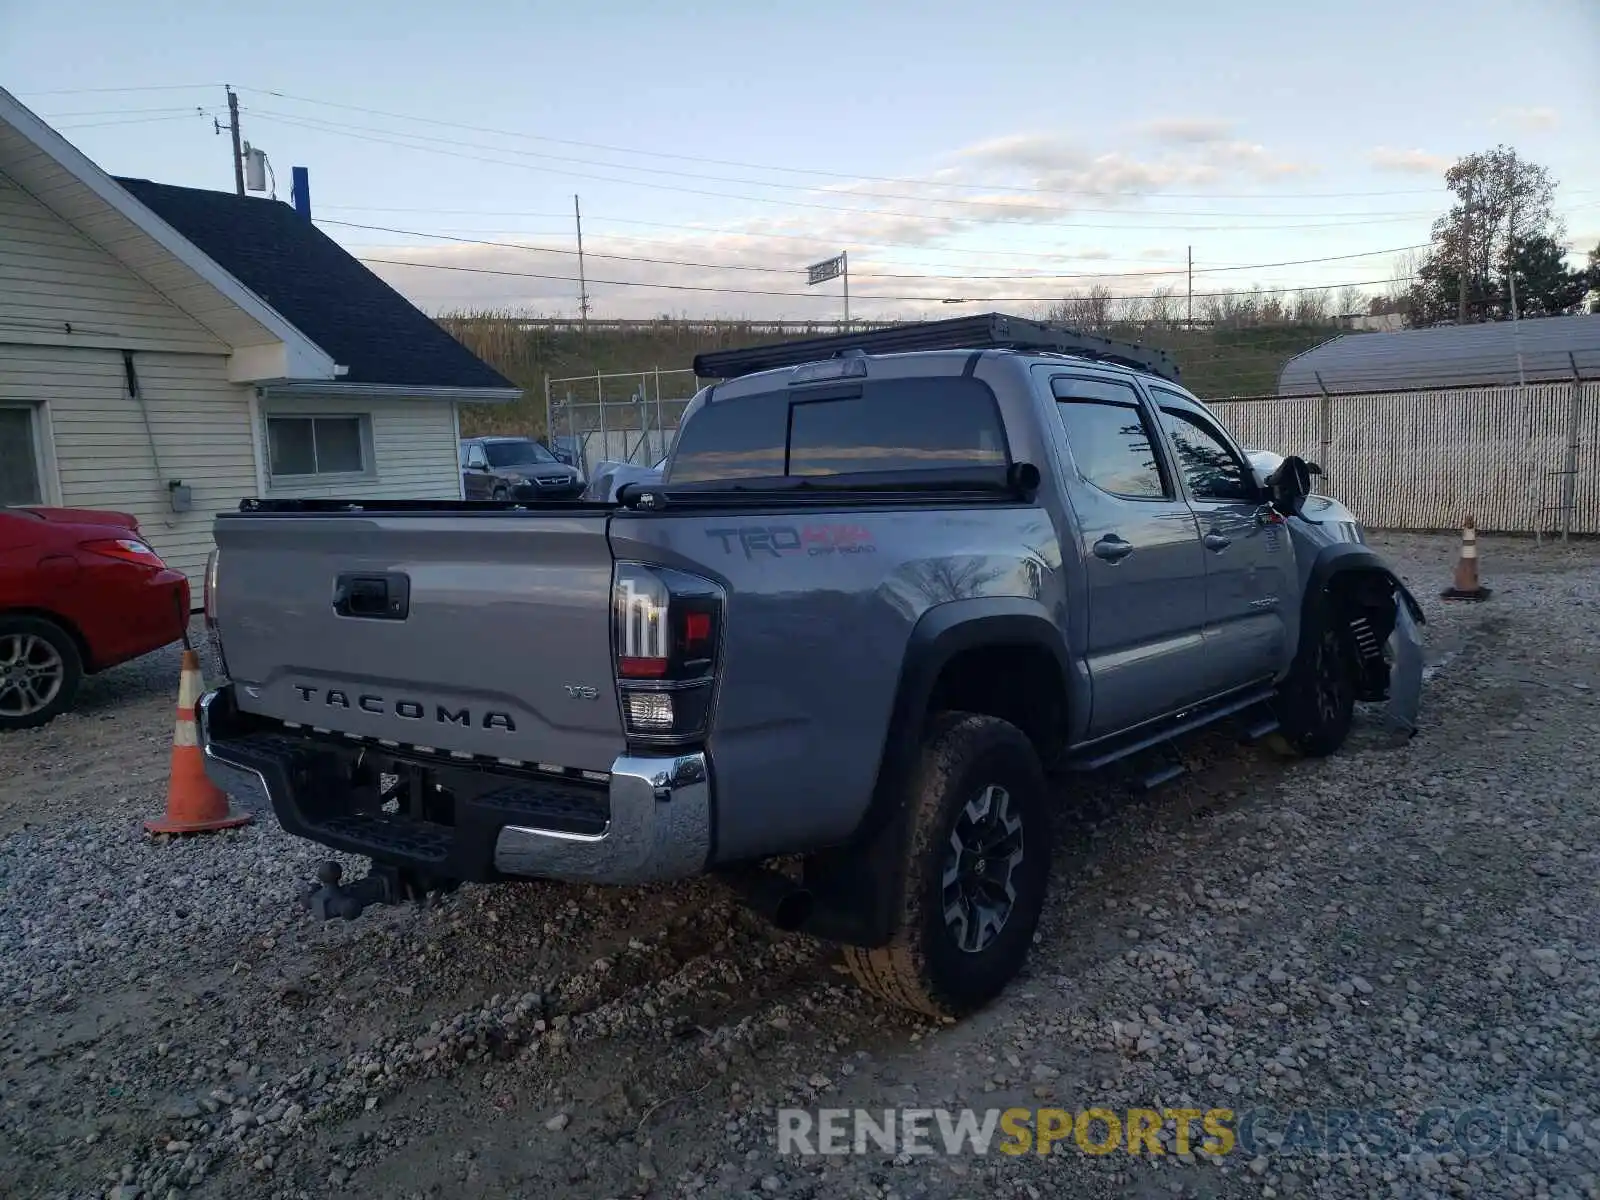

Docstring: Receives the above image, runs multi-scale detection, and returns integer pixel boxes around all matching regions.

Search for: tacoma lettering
[292,686,516,731]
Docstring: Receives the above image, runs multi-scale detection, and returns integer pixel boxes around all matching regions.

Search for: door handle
[1093,535,1134,563]
[1203,532,1232,552]
[333,572,411,619]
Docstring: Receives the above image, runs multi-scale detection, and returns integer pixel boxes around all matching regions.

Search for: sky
[2,0,1598,322]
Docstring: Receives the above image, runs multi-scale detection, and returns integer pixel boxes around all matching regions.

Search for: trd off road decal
[705,524,877,559]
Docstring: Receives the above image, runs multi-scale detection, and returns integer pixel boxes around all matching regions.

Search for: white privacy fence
[1210,380,1599,537]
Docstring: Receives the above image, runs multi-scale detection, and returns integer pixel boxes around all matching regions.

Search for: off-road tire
[0,615,84,732]
[1271,618,1355,757]
[843,712,1052,1019]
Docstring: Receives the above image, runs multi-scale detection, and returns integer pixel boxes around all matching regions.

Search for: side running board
[1063,686,1279,773]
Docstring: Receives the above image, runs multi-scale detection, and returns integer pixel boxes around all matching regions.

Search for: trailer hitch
[300,861,455,921]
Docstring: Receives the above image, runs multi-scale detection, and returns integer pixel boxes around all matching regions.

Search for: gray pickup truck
[198,314,1424,1019]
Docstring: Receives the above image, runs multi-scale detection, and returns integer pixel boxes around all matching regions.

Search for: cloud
[952,133,1089,175]
[1369,146,1454,176]
[1137,117,1235,144]
[1495,106,1560,132]
[943,133,1310,196]
[350,128,1321,319]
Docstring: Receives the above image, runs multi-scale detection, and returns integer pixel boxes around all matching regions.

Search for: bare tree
[1046,285,1115,333]
[1144,286,1178,329]
[1292,289,1331,324]
[1334,286,1367,317]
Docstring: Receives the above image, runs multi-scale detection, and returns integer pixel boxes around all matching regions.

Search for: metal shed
[1278,313,1600,395]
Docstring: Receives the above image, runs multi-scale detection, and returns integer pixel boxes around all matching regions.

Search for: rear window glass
[667,377,1009,483]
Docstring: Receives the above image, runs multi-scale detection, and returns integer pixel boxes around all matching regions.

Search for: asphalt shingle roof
[115,178,514,391]
[1278,313,1600,395]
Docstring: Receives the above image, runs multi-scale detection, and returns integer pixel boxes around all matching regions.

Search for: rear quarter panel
[610,501,1064,861]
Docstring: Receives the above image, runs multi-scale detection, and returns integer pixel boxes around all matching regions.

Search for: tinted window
[666,379,1008,484]
[788,379,1007,476]
[668,394,788,482]
[1156,406,1254,502]
[485,440,554,467]
[1051,377,1169,499]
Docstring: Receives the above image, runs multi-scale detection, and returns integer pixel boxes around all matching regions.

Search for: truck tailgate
[212,511,623,771]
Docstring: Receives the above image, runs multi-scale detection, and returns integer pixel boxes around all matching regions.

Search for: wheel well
[0,607,93,672]
[926,642,1067,764]
[1323,569,1400,701]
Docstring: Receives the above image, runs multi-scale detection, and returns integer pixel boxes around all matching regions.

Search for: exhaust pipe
[721,866,814,932]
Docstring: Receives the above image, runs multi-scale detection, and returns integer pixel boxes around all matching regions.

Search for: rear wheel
[843,712,1052,1019]
[1272,619,1355,757]
[490,485,510,501]
[0,616,83,732]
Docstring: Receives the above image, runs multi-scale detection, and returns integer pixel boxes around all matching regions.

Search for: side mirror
[1268,454,1313,518]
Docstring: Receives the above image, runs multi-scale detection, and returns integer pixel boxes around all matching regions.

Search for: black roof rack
[691,312,1181,384]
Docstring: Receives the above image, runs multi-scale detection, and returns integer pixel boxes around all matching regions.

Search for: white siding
[258,396,464,501]
[0,345,468,584]
[0,122,291,357]
[0,344,254,581]
[0,170,225,354]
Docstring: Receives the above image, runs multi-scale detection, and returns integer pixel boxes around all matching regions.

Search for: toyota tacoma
[197,313,1424,1019]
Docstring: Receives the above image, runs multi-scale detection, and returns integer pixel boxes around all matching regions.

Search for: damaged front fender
[1293,541,1427,740]
[1384,595,1425,738]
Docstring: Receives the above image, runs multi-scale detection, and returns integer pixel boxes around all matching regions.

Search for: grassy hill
[440,315,1341,438]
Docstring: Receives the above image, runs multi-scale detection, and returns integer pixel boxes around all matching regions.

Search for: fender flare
[1300,542,1426,643]
[798,597,1074,948]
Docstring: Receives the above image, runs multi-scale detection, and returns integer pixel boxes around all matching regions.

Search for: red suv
[0,505,190,731]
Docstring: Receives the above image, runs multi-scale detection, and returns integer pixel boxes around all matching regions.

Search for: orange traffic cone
[1440,515,1491,602]
[144,650,253,835]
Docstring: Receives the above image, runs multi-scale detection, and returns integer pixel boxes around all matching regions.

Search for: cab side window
[1151,396,1255,503]
[1051,376,1171,500]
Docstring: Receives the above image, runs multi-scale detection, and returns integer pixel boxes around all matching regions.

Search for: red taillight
[81,537,166,567]
[613,563,725,742]
[683,611,712,646]
[618,655,668,679]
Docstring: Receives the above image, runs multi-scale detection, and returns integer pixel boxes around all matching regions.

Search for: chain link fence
[543,367,699,473]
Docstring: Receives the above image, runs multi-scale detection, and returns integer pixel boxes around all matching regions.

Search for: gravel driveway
[2,533,1597,1200]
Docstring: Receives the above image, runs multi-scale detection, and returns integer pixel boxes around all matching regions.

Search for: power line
[319,217,1429,284]
[249,111,1438,235]
[241,85,1464,201]
[54,111,216,132]
[245,107,1441,222]
[40,104,215,118]
[357,255,1407,303]
[301,200,1600,265]
[252,109,1452,233]
[16,82,222,96]
[311,204,1213,263]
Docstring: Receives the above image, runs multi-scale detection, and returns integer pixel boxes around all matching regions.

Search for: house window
[265,415,369,478]
[0,407,43,506]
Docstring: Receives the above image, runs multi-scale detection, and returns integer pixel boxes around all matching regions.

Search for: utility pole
[1508,200,1525,384]
[1506,199,1519,322]
[1186,245,1193,327]
[842,250,850,327]
[1457,177,1470,323]
[213,85,245,196]
[573,194,590,327]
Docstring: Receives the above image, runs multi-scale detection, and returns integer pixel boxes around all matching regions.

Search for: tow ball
[300,861,456,921]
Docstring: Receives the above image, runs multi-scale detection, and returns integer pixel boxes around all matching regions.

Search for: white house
[0,88,519,585]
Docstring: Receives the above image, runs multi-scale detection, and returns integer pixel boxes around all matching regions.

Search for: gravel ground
[2,532,1598,1200]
